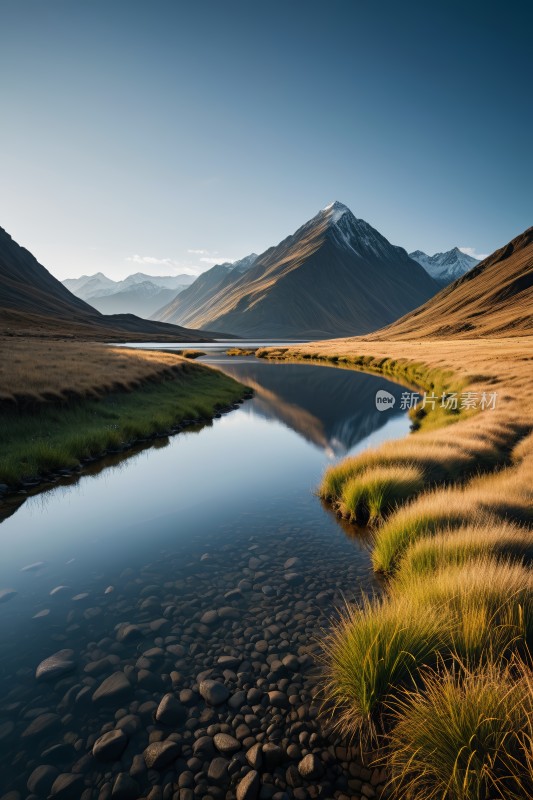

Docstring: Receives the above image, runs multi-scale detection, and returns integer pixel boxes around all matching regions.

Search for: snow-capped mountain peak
[323,200,351,223]
[409,247,479,285]
[317,202,412,264]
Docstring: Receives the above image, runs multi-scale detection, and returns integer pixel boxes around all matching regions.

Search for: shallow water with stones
[0,355,409,800]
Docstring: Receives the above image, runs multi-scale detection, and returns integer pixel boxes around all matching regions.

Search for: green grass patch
[0,365,245,486]
[321,558,533,746]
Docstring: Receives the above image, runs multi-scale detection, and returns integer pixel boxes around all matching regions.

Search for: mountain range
[376,226,533,339]
[409,247,478,285]
[152,202,440,338]
[63,272,196,318]
[6,202,524,343]
[0,227,219,340]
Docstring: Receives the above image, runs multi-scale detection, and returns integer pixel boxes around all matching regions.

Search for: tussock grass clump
[391,557,533,662]
[319,440,469,503]
[226,347,255,356]
[396,520,533,581]
[172,349,206,359]
[388,661,533,800]
[319,425,508,518]
[371,488,476,573]
[373,467,533,575]
[338,464,425,524]
[320,595,446,743]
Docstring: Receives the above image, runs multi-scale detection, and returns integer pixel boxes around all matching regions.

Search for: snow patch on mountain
[323,200,350,224]
[410,247,479,285]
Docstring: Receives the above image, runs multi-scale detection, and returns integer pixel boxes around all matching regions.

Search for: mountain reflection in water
[204,355,408,456]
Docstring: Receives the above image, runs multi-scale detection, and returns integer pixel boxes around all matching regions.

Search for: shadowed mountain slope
[372,226,533,339]
[0,226,219,340]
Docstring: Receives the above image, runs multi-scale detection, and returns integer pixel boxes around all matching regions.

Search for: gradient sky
[0,0,531,280]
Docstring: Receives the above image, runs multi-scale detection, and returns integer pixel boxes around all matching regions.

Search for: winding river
[0,349,410,798]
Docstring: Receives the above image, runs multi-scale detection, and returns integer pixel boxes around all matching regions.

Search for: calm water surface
[0,351,410,795]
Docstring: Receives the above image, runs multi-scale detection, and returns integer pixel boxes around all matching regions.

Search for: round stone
[236,769,260,800]
[207,756,230,785]
[27,764,59,795]
[49,773,85,799]
[267,690,289,709]
[21,713,61,739]
[36,650,76,681]
[143,740,180,769]
[245,743,263,769]
[155,693,184,725]
[199,679,229,705]
[213,733,241,755]
[92,671,133,705]
[298,753,324,780]
[92,729,128,761]
[111,773,140,799]
[200,610,218,625]
[116,623,142,643]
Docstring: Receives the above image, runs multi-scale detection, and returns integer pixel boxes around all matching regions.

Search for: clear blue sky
[0,0,531,279]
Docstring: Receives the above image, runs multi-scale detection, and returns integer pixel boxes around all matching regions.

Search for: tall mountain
[153,202,440,338]
[409,247,478,285]
[375,226,533,339]
[0,226,217,340]
[63,271,195,318]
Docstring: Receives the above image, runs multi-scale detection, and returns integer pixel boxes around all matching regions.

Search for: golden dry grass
[266,333,533,786]
[393,519,533,581]
[263,336,533,531]
[337,464,425,524]
[388,659,533,800]
[0,338,198,406]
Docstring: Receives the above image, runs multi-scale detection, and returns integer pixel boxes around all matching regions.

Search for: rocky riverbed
[0,520,387,800]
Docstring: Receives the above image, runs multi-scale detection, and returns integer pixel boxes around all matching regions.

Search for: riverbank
[259,336,533,798]
[0,339,248,492]
[0,357,398,800]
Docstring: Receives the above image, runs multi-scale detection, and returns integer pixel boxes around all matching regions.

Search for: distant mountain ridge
[409,247,478,285]
[153,202,440,338]
[0,226,219,340]
[375,226,533,339]
[63,271,196,319]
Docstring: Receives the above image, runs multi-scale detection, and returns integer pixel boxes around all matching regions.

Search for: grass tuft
[390,557,533,662]
[388,660,533,800]
[395,520,533,581]
[338,464,425,524]
[320,594,446,744]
